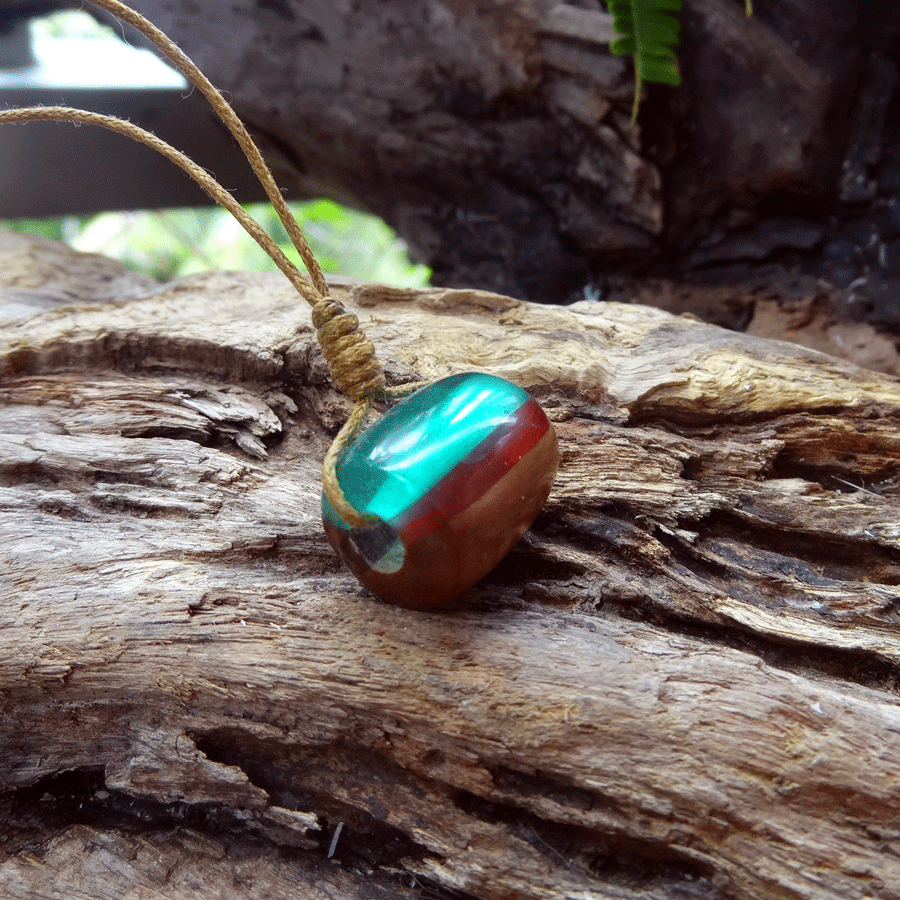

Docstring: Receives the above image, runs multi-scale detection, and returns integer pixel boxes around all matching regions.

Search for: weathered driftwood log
[1,229,900,900]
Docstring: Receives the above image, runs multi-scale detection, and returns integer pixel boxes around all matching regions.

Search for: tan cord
[312,298,385,400]
[0,105,388,524]
[84,0,329,298]
[321,396,377,528]
[0,107,319,307]
[1,0,413,529]
[383,381,430,400]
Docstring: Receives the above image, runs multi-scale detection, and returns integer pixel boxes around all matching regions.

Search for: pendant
[322,373,559,608]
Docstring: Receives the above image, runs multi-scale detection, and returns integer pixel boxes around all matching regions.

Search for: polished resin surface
[323,373,558,608]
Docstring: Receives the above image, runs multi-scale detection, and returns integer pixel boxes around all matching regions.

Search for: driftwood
[2,229,900,899]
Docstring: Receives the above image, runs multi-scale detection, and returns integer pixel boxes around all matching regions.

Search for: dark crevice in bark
[0,764,469,899]
[532,514,900,693]
[452,786,719,897]
[771,452,900,493]
[192,731,435,870]
[690,510,900,587]
[0,767,268,850]
[597,589,900,697]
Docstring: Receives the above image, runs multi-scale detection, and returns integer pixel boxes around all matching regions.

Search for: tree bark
[2,229,900,899]
[100,0,877,308]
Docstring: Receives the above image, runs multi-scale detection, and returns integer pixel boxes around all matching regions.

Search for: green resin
[323,373,529,528]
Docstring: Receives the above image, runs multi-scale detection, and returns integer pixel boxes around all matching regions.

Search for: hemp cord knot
[312,297,385,401]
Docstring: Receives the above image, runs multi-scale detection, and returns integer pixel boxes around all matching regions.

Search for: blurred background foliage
[1,201,432,286]
[2,11,431,288]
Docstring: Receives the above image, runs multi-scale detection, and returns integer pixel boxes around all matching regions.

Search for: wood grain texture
[1,231,900,899]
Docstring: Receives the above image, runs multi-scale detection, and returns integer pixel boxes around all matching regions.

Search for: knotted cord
[0,0,397,527]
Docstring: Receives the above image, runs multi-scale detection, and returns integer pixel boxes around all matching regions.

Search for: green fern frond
[606,0,682,123]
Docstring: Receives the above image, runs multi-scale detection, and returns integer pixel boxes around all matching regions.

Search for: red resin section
[394,398,550,545]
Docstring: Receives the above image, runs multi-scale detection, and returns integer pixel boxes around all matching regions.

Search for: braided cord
[312,298,385,400]
[311,299,385,528]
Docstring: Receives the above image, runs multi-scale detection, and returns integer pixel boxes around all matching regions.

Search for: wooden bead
[322,373,558,608]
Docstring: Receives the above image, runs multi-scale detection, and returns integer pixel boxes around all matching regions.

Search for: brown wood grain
[1,230,899,899]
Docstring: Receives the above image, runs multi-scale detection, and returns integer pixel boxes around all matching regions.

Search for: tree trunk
[106,0,895,316]
[2,229,899,899]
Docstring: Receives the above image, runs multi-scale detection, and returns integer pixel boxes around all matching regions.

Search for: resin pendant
[322,373,559,609]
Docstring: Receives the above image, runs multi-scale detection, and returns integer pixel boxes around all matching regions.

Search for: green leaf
[3,202,431,288]
[606,0,682,121]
